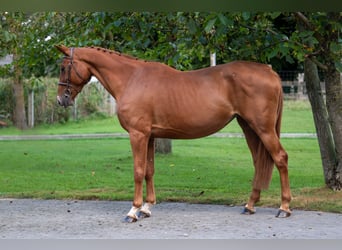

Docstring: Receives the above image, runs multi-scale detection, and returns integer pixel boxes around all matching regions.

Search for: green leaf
[270,12,281,19]
[113,20,121,27]
[330,42,341,53]
[242,12,250,21]
[218,13,229,26]
[335,61,342,73]
[204,18,217,33]
[187,19,197,35]
[3,31,13,42]
[267,48,279,60]
[298,30,314,38]
[285,55,295,64]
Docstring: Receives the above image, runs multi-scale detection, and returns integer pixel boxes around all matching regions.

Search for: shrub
[0,77,113,126]
[0,79,14,124]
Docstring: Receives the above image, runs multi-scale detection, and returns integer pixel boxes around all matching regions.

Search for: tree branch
[239,23,281,37]
[306,55,329,71]
[294,12,332,72]
[293,12,326,45]
[294,12,314,30]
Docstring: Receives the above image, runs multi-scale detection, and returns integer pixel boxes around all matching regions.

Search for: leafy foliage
[1,12,341,75]
[0,12,341,124]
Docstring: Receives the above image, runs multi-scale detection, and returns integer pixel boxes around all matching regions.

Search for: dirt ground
[1,199,341,239]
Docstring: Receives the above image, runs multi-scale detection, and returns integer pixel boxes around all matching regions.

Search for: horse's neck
[80,49,136,101]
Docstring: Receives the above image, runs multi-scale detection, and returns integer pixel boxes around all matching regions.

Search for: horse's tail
[237,87,283,190]
[252,134,275,190]
[275,87,283,138]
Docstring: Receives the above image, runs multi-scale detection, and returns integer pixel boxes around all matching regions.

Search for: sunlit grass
[1,136,340,213]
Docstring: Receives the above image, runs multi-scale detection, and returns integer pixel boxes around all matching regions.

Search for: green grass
[0,116,126,135]
[0,136,341,213]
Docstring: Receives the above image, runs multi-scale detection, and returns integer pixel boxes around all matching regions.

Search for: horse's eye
[60,66,65,73]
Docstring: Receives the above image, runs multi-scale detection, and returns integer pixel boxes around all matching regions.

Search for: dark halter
[58,47,88,94]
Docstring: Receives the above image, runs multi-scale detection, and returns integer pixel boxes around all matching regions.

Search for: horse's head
[55,45,91,108]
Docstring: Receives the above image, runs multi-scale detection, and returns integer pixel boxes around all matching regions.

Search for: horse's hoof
[275,209,291,218]
[137,211,151,219]
[122,216,137,223]
[241,207,255,215]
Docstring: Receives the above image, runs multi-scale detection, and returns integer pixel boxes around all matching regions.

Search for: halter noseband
[58,47,88,94]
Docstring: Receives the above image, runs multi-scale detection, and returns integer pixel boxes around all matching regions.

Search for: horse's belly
[151,112,234,139]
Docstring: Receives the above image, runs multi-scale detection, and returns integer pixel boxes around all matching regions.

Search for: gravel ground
[1,199,341,239]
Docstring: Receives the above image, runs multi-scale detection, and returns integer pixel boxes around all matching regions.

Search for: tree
[0,12,71,129]
[0,12,28,129]
[293,12,342,190]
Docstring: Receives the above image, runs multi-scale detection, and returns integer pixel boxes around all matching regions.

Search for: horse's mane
[87,46,147,62]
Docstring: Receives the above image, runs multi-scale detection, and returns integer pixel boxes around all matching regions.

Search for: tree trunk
[325,65,342,190]
[155,138,172,154]
[321,12,342,190]
[12,54,27,130]
[297,12,342,190]
[304,58,336,186]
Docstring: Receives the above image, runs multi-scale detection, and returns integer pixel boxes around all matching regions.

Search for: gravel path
[1,199,341,239]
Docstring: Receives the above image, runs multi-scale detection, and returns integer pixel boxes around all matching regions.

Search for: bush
[0,77,113,126]
[77,82,107,117]
[0,79,14,124]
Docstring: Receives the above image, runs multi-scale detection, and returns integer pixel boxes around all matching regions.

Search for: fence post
[109,95,116,115]
[28,90,34,128]
[297,73,305,99]
[73,98,78,120]
[210,52,216,67]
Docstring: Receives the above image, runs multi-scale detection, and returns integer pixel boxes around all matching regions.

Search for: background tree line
[0,12,341,189]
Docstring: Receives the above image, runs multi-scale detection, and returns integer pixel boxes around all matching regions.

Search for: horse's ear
[55,45,69,56]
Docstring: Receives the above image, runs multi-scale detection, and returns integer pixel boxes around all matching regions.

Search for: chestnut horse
[56,45,291,222]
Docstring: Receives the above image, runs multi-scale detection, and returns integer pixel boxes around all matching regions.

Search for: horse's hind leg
[258,131,292,217]
[237,116,291,217]
[237,117,263,214]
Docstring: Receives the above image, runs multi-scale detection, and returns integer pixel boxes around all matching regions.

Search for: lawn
[0,136,341,213]
[1,100,341,213]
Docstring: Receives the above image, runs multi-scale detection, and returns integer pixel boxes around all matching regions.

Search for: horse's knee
[134,168,145,183]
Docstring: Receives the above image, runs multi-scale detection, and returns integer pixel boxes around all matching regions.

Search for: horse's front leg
[137,137,156,219]
[122,131,149,223]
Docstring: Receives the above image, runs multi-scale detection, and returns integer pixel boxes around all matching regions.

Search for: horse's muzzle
[57,95,74,108]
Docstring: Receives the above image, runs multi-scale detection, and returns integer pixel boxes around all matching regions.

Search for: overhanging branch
[294,12,314,30]
[306,55,328,71]
[293,12,326,46]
